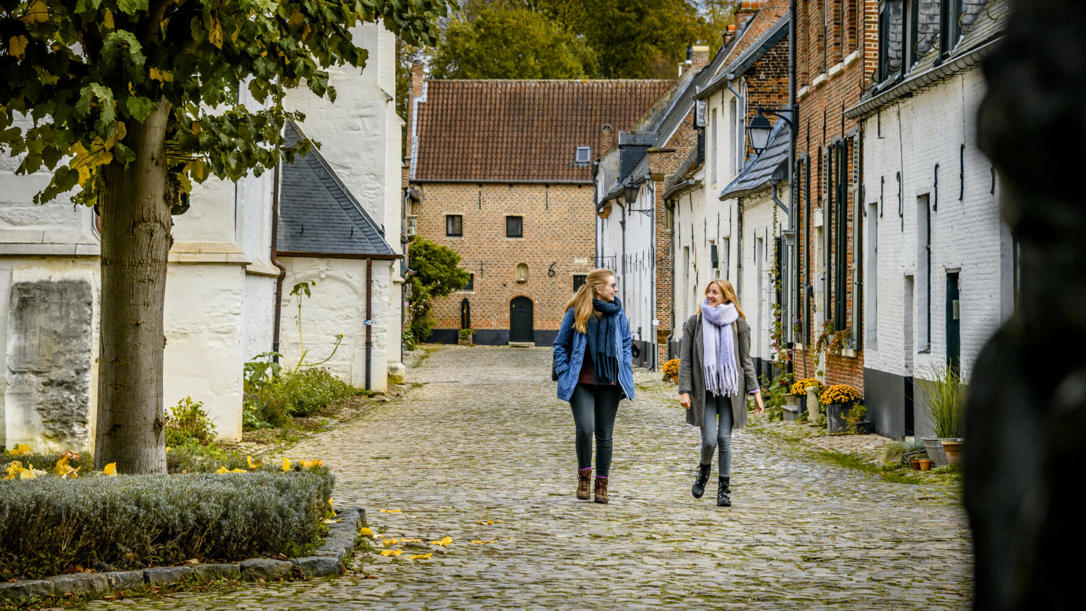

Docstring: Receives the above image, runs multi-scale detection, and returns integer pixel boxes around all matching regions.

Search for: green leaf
[125,96,155,121]
[115,0,149,16]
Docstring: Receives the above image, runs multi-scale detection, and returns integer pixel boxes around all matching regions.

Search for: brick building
[791,0,877,397]
[843,0,1009,437]
[407,76,670,345]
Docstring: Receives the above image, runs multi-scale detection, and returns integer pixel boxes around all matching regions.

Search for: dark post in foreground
[968,0,1086,607]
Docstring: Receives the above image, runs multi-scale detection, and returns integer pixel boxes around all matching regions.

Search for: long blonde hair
[697,278,746,319]
[565,268,615,333]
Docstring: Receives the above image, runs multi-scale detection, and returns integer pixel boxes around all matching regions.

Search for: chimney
[410,63,425,100]
[679,44,712,77]
[734,0,765,33]
[405,63,425,163]
[723,23,737,47]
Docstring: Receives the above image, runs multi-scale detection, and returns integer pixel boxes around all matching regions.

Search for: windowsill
[842,348,858,358]
[796,86,810,100]
[446,235,463,239]
[505,236,524,240]
[811,73,828,88]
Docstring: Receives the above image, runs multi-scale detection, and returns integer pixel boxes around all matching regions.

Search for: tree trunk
[93,100,173,473]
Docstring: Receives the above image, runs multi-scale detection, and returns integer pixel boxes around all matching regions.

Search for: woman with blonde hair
[553,268,635,504]
[677,278,763,507]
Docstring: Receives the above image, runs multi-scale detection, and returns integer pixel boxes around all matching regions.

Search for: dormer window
[574,146,591,165]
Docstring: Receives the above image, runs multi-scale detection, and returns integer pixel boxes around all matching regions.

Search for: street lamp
[623,180,639,205]
[746,107,795,156]
[746,113,774,156]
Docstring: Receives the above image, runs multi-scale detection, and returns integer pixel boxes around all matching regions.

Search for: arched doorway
[460,298,471,330]
[509,297,533,343]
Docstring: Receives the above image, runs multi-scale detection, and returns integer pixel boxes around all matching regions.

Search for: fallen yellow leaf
[379,509,402,514]
[379,549,402,557]
[230,468,246,473]
[409,553,432,560]
[103,463,117,476]
[328,498,335,510]
[9,444,32,457]
[5,461,23,479]
[469,540,496,545]
[429,536,453,547]
[357,527,375,538]
[247,455,261,470]
[382,538,399,546]
[217,466,229,474]
[399,538,422,543]
[281,458,291,472]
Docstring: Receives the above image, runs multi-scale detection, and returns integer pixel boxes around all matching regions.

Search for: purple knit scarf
[701,300,740,397]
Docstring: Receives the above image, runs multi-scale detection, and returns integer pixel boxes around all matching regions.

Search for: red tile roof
[411,79,671,183]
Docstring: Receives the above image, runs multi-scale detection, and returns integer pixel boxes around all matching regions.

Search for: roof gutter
[845,37,1001,119]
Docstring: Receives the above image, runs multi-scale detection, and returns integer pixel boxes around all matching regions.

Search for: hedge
[0,469,334,580]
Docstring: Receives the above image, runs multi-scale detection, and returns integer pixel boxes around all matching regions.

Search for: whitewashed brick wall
[860,67,1010,384]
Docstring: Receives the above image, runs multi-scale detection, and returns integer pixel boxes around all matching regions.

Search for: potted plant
[458,328,474,346]
[916,364,966,466]
[819,384,861,433]
[789,378,808,415]
[662,358,680,384]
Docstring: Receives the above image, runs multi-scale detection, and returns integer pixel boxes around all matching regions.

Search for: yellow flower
[282,458,291,472]
[358,527,375,538]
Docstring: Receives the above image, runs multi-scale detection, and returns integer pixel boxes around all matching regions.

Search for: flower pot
[797,394,808,414]
[918,459,932,471]
[457,337,472,346]
[910,458,921,471]
[922,437,948,467]
[805,387,820,423]
[941,439,964,465]
[826,403,850,433]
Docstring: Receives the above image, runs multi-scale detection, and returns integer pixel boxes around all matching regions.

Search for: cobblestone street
[90,345,972,609]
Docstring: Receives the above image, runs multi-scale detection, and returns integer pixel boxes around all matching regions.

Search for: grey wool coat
[677,312,759,429]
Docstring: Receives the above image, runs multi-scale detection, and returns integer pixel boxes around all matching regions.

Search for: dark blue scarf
[585,296,622,384]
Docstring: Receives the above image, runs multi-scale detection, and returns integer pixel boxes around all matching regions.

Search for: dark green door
[510,297,533,343]
[946,273,960,372]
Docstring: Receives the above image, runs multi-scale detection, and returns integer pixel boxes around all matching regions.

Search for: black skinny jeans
[569,383,622,477]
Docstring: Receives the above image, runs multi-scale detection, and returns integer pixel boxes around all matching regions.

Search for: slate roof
[697,4,792,99]
[277,122,397,258]
[720,119,790,199]
[599,48,733,203]
[846,0,1008,118]
[412,79,671,183]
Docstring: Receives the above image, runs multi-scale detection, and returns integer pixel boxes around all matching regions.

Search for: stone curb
[0,507,365,605]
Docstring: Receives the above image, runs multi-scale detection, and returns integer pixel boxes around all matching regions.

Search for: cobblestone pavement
[89,346,972,609]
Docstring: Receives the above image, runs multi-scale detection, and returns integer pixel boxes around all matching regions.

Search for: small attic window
[574,146,591,164]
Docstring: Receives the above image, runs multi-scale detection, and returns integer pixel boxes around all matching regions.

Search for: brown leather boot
[576,468,591,500]
[593,476,608,504]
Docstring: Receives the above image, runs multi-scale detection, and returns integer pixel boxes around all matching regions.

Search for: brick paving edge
[0,507,365,606]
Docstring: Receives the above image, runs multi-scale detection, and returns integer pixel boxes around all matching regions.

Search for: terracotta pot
[918,459,932,471]
[910,458,921,471]
[941,439,964,465]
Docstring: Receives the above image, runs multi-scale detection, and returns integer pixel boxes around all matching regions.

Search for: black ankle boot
[692,463,711,498]
[717,476,731,507]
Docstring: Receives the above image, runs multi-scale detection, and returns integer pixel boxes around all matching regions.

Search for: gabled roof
[277,122,397,259]
[696,3,792,100]
[846,0,1008,118]
[411,79,671,183]
[720,119,790,199]
[599,46,734,204]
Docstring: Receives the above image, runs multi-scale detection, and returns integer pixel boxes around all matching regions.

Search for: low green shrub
[165,396,216,447]
[0,468,333,580]
[166,438,249,473]
[244,356,359,429]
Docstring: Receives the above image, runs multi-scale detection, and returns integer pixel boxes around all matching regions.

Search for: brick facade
[791,0,877,392]
[411,183,595,344]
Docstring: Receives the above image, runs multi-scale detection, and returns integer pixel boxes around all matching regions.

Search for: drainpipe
[646,177,657,371]
[271,163,287,364]
[790,0,800,351]
[365,259,373,391]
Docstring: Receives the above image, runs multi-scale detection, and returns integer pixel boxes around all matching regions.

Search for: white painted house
[0,22,404,452]
[669,7,792,378]
[845,0,1010,437]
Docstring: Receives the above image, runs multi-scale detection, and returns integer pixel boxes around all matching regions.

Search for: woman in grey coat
[677,278,763,506]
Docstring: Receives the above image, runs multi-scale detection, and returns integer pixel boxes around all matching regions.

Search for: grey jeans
[700,391,733,477]
[570,383,621,477]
